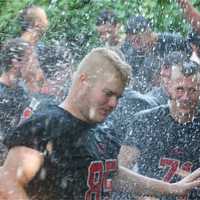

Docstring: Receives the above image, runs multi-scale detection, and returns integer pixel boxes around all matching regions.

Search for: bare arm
[116,144,200,197]
[176,0,200,33]
[113,165,200,197]
[0,146,44,200]
[118,144,140,168]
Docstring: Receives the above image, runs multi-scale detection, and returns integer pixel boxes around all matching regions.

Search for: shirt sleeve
[3,113,51,153]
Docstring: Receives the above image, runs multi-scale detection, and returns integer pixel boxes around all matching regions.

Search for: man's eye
[117,95,123,100]
[104,91,113,97]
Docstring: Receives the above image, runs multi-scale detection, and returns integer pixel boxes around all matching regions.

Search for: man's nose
[108,96,118,109]
[160,67,171,78]
[180,91,190,101]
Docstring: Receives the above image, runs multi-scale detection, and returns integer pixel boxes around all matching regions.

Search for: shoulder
[133,104,169,123]
[122,88,158,108]
[30,105,71,126]
[147,87,168,105]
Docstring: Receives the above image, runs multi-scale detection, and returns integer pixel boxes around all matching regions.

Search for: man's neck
[59,97,89,123]
[169,103,197,124]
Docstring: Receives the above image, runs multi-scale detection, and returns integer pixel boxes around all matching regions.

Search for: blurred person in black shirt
[0,38,30,165]
[96,9,122,47]
[121,15,187,93]
[0,38,30,137]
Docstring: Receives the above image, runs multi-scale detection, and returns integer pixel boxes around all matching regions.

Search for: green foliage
[0,0,200,59]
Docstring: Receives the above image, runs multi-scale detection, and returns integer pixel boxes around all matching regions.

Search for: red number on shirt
[85,161,104,200]
[159,158,193,200]
[159,158,180,182]
[178,161,192,200]
[103,159,118,193]
[85,159,117,200]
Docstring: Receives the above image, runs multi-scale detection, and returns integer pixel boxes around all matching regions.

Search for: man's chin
[92,114,108,124]
[178,108,194,115]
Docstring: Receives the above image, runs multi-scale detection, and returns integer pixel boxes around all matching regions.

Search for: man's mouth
[99,108,111,117]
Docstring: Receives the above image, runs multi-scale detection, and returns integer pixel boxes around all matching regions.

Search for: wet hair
[108,47,125,61]
[125,15,152,34]
[163,51,200,78]
[181,60,200,77]
[162,51,186,67]
[76,47,132,85]
[96,10,118,26]
[19,5,45,31]
[187,30,200,47]
[0,38,29,75]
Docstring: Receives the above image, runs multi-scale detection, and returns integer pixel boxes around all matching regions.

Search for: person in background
[0,38,30,165]
[121,15,187,93]
[19,5,48,94]
[18,5,70,122]
[0,38,30,136]
[176,0,200,34]
[119,51,200,200]
[96,9,122,47]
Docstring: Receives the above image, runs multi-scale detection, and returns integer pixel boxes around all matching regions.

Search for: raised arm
[0,146,44,200]
[176,0,200,33]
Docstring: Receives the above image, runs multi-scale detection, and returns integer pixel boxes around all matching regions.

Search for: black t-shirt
[4,105,119,200]
[121,40,161,93]
[19,92,59,123]
[109,88,158,143]
[156,33,187,57]
[124,105,200,200]
[0,82,29,136]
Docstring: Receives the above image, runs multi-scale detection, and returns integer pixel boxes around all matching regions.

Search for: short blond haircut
[76,47,132,86]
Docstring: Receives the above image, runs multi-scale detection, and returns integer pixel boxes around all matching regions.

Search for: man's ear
[79,73,88,84]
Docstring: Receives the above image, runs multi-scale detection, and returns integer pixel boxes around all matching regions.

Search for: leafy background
[0,0,199,61]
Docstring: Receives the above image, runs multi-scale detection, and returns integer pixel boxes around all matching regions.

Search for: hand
[170,168,200,196]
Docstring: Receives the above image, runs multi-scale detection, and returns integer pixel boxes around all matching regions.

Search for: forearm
[0,168,30,200]
[176,0,200,33]
[112,165,175,197]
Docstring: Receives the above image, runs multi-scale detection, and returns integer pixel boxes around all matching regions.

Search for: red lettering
[85,159,117,200]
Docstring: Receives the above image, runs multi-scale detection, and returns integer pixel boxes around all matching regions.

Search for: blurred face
[168,72,200,116]
[31,7,48,34]
[78,73,124,123]
[96,23,118,43]
[20,47,45,93]
[130,31,156,52]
